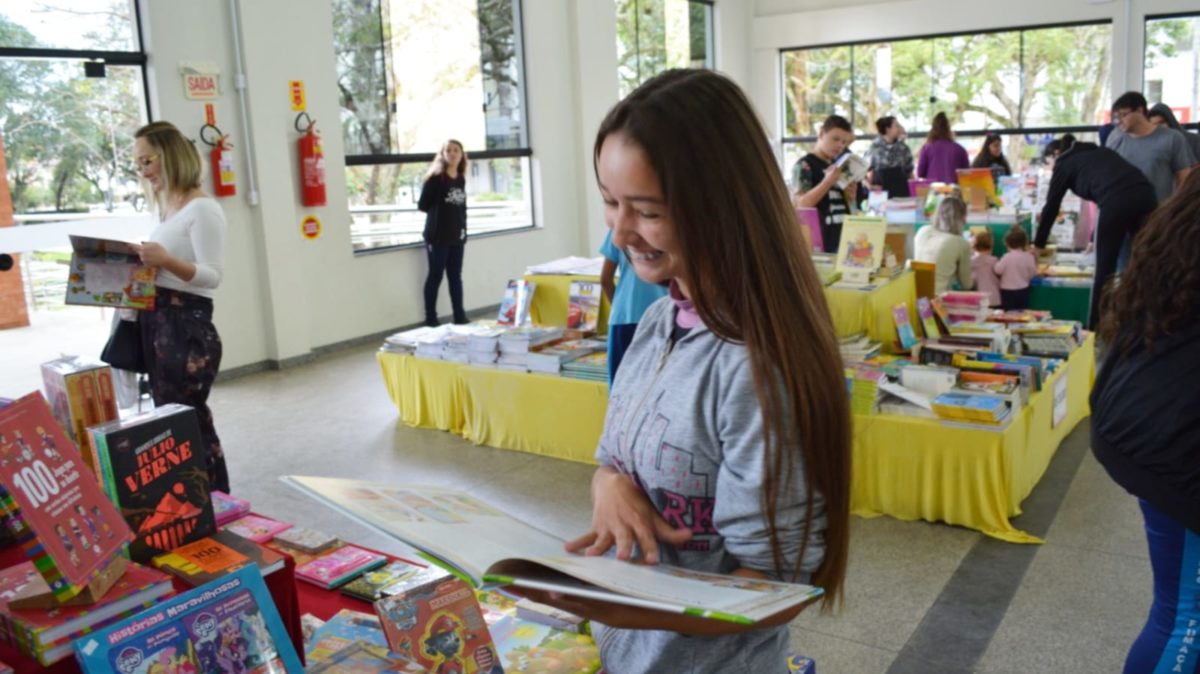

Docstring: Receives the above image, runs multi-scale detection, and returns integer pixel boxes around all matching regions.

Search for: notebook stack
[561,351,609,382]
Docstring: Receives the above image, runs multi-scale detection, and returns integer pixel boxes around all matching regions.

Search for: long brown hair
[423,139,468,181]
[595,69,851,607]
[1099,170,1200,354]
[927,112,954,142]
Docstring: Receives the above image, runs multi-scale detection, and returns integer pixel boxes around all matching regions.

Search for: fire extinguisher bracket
[294,112,314,134]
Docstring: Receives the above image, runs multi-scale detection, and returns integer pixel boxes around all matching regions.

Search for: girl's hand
[565,469,692,564]
[136,242,171,267]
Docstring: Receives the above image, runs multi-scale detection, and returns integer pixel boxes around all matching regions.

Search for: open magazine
[281,476,824,624]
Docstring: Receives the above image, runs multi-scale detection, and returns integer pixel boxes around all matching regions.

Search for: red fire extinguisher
[298,117,326,207]
[210,135,236,197]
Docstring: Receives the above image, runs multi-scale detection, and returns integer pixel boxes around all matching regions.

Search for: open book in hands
[281,476,823,624]
[834,152,870,190]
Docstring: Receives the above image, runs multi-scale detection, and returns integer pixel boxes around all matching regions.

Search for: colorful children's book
[916,297,942,339]
[39,356,119,448]
[497,279,536,327]
[341,558,427,603]
[282,477,826,624]
[271,526,339,555]
[64,234,158,310]
[931,392,1010,424]
[306,641,426,673]
[295,544,388,589]
[0,561,174,652]
[86,404,217,564]
[73,565,304,674]
[223,513,292,544]
[492,616,600,674]
[835,216,887,284]
[373,565,504,673]
[151,529,286,586]
[211,490,251,526]
[892,303,918,350]
[305,609,392,661]
[566,280,602,332]
[265,539,336,568]
[0,392,134,602]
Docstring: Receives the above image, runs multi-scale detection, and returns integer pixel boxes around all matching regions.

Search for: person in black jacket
[1092,170,1200,674]
[1033,134,1158,329]
[418,139,469,326]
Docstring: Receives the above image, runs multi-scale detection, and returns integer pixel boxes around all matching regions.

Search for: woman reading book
[517,69,851,673]
[130,122,229,493]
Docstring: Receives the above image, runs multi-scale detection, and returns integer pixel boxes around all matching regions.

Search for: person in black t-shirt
[418,139,469,327]
[792,115,859,253]
[970,133,1012,182]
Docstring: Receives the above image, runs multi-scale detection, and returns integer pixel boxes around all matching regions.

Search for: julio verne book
[282,476,825,624]
[87,404,217,564]
[72,565,304,673]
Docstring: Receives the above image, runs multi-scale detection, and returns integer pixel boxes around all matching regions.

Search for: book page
[281,476,563,583]
[82,262,136,294]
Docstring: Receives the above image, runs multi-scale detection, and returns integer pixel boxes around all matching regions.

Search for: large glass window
[1,0,149,397]
[616,0,714,99]
[781,22,1112,181]
[1145,14,1200,130]
[334,0,532,252]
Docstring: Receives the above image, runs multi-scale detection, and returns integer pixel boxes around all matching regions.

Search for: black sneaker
[425,317,441,328]
[453,316,470,325]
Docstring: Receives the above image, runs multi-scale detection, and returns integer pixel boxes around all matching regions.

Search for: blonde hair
[934,194,966,236]
[134,121,202,210]
[423,139,468,182]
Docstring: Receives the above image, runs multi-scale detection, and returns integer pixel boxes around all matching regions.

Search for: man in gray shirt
[1107,91,1196,203]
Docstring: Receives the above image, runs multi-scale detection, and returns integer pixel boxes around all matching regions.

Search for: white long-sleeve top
[148,197,227,298]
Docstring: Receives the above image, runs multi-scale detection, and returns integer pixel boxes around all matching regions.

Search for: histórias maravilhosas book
[281,476,824,624]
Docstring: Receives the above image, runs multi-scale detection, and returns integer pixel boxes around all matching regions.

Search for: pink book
[295,545,388,589]
[222,514,292,543]
[795,208,823,252]
[211,490,251,526]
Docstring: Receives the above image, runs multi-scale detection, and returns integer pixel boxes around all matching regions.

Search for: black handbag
[101,316,148,373]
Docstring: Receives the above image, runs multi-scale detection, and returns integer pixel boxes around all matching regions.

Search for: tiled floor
[194,343,1150,673]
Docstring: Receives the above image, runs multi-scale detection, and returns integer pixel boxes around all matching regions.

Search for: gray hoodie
[592,296,827,674]
[1148,102,1200,166]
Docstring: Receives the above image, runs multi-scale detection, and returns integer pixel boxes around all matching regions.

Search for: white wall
[140,0,610,370]
[750,0,1200,140]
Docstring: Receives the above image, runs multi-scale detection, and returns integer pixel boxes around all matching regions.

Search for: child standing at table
[970,230,1002,307]
[514,68,851,674]
[994,226,1039,310]
[599,229,667,386]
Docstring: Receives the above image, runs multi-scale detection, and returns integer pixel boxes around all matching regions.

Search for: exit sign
[183,73,219,100]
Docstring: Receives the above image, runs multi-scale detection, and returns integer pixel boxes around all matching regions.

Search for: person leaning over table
[130,121,230,493]
[1033,134,1158,329]
[516,69,851,674]
[1091,169,1200,674]
[792,114,859,254]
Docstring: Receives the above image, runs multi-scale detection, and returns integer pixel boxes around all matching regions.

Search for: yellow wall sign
[301,215,322,240]
[289,80,306,111]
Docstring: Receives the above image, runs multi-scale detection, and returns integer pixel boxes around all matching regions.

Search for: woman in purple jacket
[917,112,969,183]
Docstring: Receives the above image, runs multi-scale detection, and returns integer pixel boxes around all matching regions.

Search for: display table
[378,353,607,464]
[824,271,918,348]
[851,333,1095,543]
[523,274,611,331]
[1030,281,1091,324]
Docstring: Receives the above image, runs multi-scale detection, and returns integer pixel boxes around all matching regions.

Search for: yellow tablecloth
[378,332,1095,542]
[824,271,919,349]
[851,333,1096,543]
[523,274,611,331]
[377,352,606,463]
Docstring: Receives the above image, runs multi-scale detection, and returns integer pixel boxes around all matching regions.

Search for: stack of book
[1010,320,1083,358]
[839,332,881,364]
[212,490,251,526]
[939,291,991,324]
[527,339,606,375]
[467,327,508,367]
[497,326,564,372]
[0,562,174,666]
[562,351,609,382]
[381,325,447,355]
[151,529,287,586]
[846,366,887,415]
[931,392,1012,426]
[441,332,473,364]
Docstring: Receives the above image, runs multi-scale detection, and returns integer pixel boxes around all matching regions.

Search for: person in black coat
[418,139,469,327]
[1033,134,1158,329]
[1091,170,1200,674]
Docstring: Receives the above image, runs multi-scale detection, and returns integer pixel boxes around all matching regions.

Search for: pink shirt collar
[669,280,702,329]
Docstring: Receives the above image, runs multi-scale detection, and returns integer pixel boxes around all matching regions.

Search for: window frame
[616,0,716,98]
[778,19,1113,146]
[1143,11,1200,133]
[340,0,538,256]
